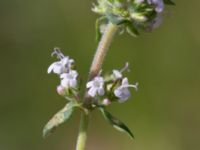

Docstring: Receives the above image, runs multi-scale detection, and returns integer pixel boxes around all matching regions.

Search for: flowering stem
[75,22,119,150]
[83,22,119,108]
[75,113,89,150]
[89,22,119,79]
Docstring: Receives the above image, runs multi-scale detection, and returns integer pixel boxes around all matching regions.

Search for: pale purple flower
[114,78,138,103]
[47,56,74,75]
[60,70,78,88]
[86,76,105,97]
[147,0,164,13]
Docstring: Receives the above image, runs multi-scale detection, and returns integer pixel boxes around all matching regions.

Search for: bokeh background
[0,0,200,150]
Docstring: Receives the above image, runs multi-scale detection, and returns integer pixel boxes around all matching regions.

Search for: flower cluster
[93,0,174,35]
[86,63,138,105]
[48,48,79,99]
[46,50,138,139]
[48,49,138,106]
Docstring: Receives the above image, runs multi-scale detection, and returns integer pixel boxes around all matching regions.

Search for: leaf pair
[96,18,139,42]
[99,107,134,139]
[43,102,134,139]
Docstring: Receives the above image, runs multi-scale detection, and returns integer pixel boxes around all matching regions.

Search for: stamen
[121,82,139,91]
[120,62,130,73]
[51,47,65,59]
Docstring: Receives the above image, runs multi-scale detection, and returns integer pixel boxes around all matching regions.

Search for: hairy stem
[89,22,119,79]
[75,113,89,150]
[75,22,119,150]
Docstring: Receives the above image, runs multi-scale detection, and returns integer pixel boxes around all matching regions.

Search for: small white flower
[112,70,122,79]
[47,56,74,75]
[60,70,78,88]
[114,77,138,103]
[86,76,105,97]
[112,62,129,80]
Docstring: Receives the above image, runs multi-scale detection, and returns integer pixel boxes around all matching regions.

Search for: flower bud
[102,98,111,106]
[57,85,67,96]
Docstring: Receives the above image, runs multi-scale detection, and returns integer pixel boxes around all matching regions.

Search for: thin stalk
[89,22,119,79]
[84,22,119,108]
[75,113,89,150]
[75,22,119,150]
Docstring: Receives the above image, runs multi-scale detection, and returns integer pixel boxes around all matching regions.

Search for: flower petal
[69,79,77,88]
[118,88,130,103]
[113,70,122,79]
[71,70,78,78]
[61,78,69,88]
[47,63,56,74]
[98,87,105,96]
[60,73,67,79]
[86,81,93,88]
[122,77,129,86]
[88,87,97,97]
[114,87,122,98]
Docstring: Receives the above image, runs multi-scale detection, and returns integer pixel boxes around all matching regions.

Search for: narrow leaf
[95,16,106,42]
[43,102,77,138]
[99,107,134,139]
[95,18,102,42]
[126,24,139,37]
[163,0,175,5]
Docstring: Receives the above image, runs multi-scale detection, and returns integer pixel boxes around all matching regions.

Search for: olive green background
[0,0,200,150]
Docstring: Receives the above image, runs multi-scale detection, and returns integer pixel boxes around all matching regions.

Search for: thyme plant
[43,0,174,149]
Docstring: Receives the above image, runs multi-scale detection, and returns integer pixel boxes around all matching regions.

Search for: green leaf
[95,18,102,42]
[99,107,134,139]
[95,17,107,42]
[106,13,124,25]
[163,0,175,5]
[126,24,139,37]
[43,102,78,138]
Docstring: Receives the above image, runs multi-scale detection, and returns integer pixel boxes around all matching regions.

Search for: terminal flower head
[93,0,174,36]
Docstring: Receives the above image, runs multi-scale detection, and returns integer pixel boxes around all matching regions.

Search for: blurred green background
[0,0,200,150]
